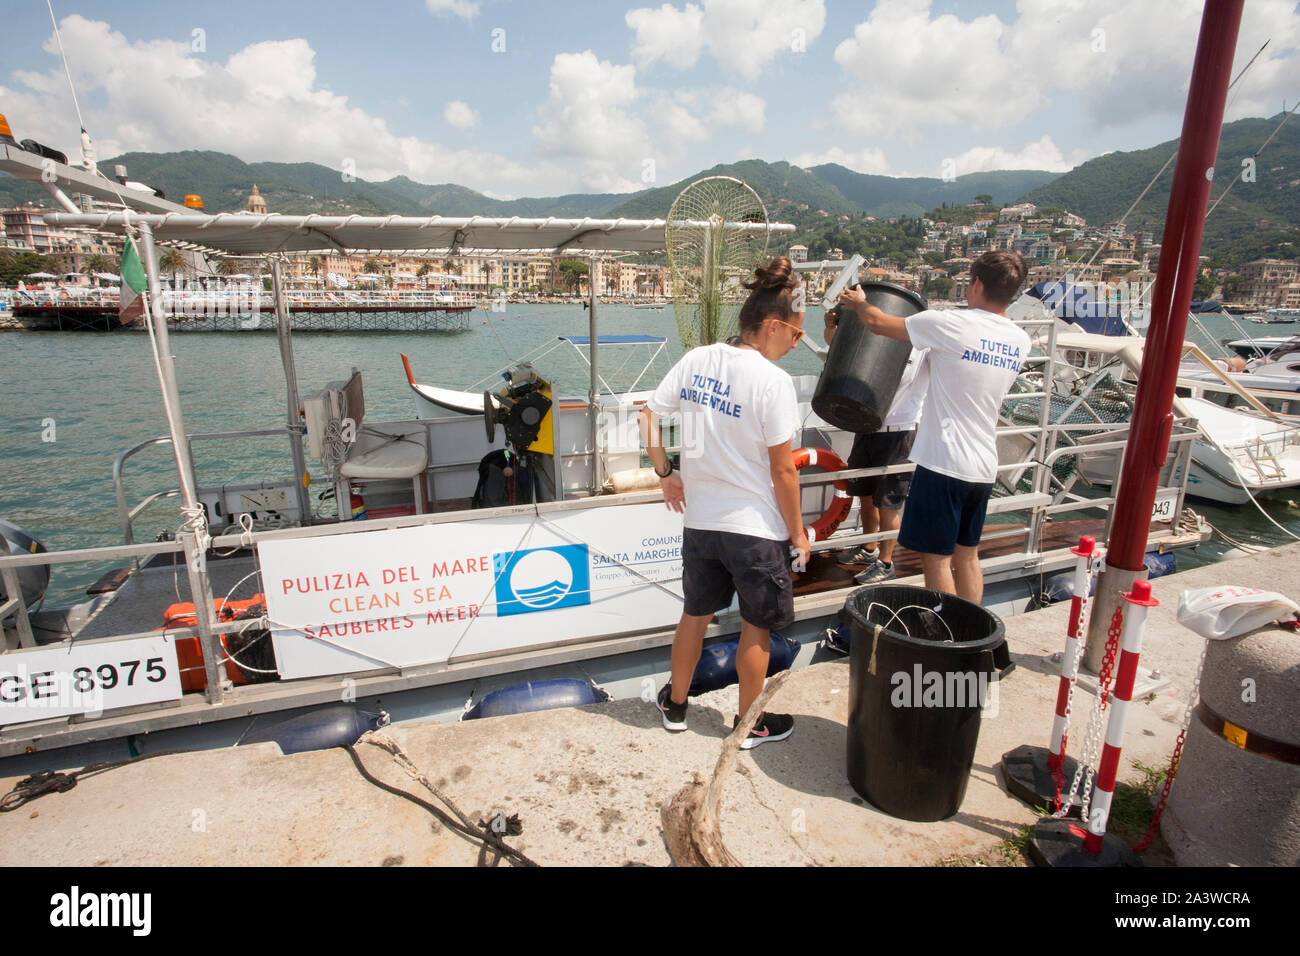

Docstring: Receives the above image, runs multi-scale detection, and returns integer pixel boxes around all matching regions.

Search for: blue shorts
[897,465,994,556]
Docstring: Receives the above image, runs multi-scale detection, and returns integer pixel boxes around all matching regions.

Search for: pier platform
[2,542,1295,867]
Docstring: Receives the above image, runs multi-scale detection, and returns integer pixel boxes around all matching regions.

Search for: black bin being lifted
[812,281,927,433]
[846,585,1009,822]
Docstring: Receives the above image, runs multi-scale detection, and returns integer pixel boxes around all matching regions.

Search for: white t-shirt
[646,343,798,540]
[904,308,1031,483]
[883,347,929,429]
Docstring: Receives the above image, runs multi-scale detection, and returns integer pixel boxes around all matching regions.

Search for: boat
[0,146,1213,770]
[1039,331,1300,505]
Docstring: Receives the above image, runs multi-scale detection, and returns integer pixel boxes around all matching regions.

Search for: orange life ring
[792,447,853,542]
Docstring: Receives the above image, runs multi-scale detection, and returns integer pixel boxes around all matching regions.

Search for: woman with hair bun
[638,255,808,749]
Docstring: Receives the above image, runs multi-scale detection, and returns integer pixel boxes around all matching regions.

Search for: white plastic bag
[1176,586,1300,641]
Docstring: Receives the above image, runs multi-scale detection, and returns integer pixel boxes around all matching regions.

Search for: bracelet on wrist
[655,460,674,478]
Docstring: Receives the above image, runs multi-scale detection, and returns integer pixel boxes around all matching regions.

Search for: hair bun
[744,256,795,292]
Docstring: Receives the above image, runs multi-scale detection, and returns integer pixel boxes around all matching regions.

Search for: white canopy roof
[41,212,793,256]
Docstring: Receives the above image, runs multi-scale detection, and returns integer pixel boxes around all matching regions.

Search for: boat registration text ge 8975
[0,634,183,725]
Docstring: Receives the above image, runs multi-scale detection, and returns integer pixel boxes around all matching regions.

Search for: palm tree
[158,248,187,289]
[215,258,243,277]
[308,256,322,284]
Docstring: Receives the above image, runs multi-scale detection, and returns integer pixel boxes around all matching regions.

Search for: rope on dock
[348,732,538,867]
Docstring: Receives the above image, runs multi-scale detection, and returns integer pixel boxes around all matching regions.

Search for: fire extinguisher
[350,487,367,521]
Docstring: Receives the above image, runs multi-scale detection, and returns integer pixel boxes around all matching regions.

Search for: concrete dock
[3,543,1295,867]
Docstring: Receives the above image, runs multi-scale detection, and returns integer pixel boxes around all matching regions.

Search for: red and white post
[1084,579,1160,854]
[1049,536,1096,773]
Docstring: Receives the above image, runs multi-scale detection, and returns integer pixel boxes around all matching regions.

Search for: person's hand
[838,286,867,312]
[790,532,811,572]
[660,471,685,512]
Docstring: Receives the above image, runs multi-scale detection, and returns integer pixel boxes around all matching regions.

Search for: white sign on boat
[261,502,686,679]
[0,635,183,725]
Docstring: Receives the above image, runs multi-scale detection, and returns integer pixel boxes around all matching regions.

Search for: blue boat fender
[1041,551,1177,604]
[463,678,611,720]
[689,632,800,695]
[239,704,390,755]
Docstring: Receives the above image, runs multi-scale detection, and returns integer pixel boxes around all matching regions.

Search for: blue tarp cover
[1025,281,1128,336]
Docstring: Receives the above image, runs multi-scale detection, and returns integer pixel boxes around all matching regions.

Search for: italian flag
[119,236,148,326]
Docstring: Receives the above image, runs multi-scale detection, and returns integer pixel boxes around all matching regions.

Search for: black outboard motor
[812,281,927,433]
[0,519,51,611]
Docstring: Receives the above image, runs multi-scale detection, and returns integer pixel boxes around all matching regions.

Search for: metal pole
[137,221,203,519]
[589,253,602,494]
[1085,580,1159,853]
[136,220,226,703]
[272,259,312,525]
[1086,0,1243,669]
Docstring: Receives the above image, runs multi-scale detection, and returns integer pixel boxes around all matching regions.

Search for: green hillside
[2,112,1295,268]
[808,165,1060,218]
[606,159,859,220]
[1022,113,1300,267]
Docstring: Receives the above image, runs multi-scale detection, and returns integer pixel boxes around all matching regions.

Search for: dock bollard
[1028,580,1156,867]
[1000,536,1097,814]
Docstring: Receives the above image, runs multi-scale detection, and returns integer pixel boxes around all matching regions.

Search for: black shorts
[681,527,794,632]
[897,465,994,556]
[845,429,916,509]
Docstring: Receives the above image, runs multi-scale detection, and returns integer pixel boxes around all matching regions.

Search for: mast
[1085,0,1244,668]
[589,253,602,493]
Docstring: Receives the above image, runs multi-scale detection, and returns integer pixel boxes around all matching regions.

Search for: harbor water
[2,304,1298,607]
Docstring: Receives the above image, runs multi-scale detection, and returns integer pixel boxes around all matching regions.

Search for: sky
[2,0,1297,200]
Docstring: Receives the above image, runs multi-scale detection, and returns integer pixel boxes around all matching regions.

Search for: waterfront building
[1241,258,1299,309]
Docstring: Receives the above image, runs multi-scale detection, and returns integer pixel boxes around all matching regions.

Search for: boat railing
[113,426,304,560]
[0,405,1207,747]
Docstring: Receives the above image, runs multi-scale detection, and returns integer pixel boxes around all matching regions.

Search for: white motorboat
[1047,332,1300,505]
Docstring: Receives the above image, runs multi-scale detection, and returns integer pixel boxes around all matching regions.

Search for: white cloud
[651,93,710,144]
[627,0,826,80]
[1008,0,1300,125]
[6,15,540,196]
[443,100,478,129]
[791,146,890,175]
[532,51,652,193]
[946,137,1083,175]
[830,0,1300,138]
[627,3,704,70]
[424,0,479,20]
[710,87,765,133]
[831,0,1039,134]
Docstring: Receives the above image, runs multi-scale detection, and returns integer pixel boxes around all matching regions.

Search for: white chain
[1050,553,1099,819]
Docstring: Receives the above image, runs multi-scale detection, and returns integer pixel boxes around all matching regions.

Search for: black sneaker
[733,711,794,749]
[836,544,879,566]
[854,559,897,585]
[657,684,687,732]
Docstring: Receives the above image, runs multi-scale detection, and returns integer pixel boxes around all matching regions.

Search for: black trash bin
[812,281,927,433]
[846,584,1009,822]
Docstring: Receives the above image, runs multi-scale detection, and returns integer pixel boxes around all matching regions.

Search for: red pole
[1106,0,1244,571]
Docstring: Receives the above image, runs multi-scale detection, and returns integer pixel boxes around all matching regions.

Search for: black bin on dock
[846,585,1009,822]
[812,281,926,433]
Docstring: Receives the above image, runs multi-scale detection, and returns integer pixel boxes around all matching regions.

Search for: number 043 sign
[0,635,182,725]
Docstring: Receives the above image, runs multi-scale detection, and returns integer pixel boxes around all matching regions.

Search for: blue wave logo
[493,544,590,616]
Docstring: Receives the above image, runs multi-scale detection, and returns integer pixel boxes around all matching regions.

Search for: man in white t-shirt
[639,259,809,748]
[839,251,1031,603]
